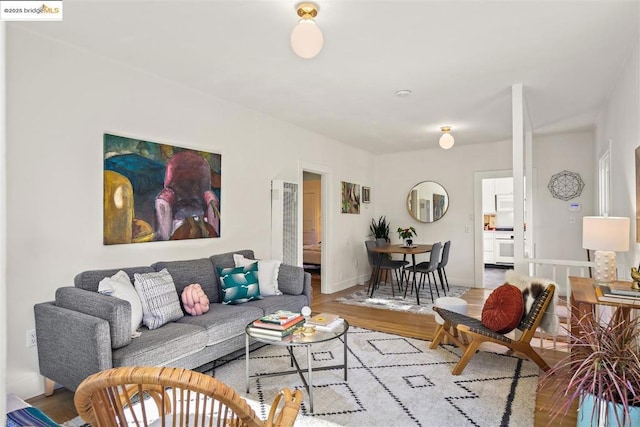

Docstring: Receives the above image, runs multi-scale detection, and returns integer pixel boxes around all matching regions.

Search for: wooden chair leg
[451,339,482,375]
[430,324,446,349]
[521,345,550,371]
[44,377,55,396]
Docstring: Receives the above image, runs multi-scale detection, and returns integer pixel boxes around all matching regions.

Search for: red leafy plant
[539,308,640,426]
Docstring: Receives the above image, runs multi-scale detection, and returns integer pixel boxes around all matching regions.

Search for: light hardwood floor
[27,275,576,425]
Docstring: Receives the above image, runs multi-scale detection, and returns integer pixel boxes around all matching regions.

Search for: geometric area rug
[63,328,538,427]
[335,285,470,316]
[212,328,538,427]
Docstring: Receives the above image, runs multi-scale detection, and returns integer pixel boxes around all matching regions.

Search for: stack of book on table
[248,310,305,340]
[595,285,640,305]
[305,312,344,332]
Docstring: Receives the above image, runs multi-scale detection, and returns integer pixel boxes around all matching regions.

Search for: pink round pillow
[181,284,210,316]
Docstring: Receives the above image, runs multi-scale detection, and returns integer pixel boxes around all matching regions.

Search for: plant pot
[405,239,413,247]
[578,393,640,427]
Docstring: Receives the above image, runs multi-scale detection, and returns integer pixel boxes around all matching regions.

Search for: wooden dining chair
[430,283,555,375]
[74,366,302,427]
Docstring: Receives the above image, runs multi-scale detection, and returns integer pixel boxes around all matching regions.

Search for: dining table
[370,244,433,305]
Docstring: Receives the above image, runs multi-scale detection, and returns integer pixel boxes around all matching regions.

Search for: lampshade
[582,216,630,284]
[582,216,630,251]
[439,126,454,149]
[290,3,323,59]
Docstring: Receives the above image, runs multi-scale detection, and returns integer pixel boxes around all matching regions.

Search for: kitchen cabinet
[494,177,513,195]
[483,232,495,264]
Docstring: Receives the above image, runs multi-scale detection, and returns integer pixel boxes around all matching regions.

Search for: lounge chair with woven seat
[430,283,555,375]
[74,366,302,427]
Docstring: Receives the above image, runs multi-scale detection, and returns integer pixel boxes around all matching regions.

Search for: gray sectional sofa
[33,250,311,392]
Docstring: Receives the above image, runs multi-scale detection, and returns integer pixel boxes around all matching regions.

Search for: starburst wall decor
[547,170,584,201]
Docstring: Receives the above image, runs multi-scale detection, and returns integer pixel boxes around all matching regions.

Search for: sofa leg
[44,377,55,396]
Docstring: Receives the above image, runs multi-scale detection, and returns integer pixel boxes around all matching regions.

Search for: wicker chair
[430,283,555,375]
[74,366,302,427]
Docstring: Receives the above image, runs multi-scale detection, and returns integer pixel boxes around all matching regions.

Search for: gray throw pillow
[134,269,183,330]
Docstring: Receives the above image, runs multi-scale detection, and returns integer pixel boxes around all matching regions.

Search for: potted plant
[397,226,417,246]
[370,216,390,242]
[539,309,640,426]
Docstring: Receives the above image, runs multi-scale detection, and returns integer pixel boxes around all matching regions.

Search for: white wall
[6,27,373,398]
[1,21,7,422]
[374,139,513,286]
[596,36,640,278]
[532,131,595,262]
[374,131,595,287]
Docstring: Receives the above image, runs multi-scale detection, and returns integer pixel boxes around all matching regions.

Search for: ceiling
[15,0,640,154]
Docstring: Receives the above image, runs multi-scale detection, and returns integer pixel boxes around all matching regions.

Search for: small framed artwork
[362,186,371,203]
[341,181,360,214]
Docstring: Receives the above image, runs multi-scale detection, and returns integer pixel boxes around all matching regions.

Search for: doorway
[300,162,331,294]
[302,171,322,288]
[474,170,514,288]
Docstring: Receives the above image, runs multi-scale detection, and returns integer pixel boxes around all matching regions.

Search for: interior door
[303,191,318,244]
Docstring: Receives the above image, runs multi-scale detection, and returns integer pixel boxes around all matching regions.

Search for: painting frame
[362,186,371,204]
[103,133,221,245]
[341,181,361,214]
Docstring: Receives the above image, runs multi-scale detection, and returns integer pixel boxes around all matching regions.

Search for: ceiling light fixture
[395,89,412,97]
[439,126,454,149]
[290,2,323,59]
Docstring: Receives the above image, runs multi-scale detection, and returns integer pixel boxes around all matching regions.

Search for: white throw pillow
[233,254,282,296]
[98,270,143,336]
[134,269,184,330]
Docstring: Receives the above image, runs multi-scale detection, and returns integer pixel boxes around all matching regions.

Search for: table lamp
[582,216,630,284]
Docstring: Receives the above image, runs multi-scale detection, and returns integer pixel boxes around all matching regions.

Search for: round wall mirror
[406,181,449,223]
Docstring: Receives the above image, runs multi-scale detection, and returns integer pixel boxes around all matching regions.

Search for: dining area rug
[335,284,469,316]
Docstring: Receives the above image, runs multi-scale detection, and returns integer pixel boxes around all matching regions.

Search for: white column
[512,84,526,273]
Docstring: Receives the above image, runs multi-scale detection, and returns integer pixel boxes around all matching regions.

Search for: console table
[569,276,639,332]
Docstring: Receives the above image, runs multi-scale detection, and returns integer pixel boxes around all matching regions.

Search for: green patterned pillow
[217,262,262,304]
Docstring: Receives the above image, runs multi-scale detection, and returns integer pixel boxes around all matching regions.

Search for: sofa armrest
[277,265,312,306]
[55,286,131,348]
[34,302,113,391]
[302,271,312,306]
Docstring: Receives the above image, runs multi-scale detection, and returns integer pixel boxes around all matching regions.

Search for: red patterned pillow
[481,284,525,334]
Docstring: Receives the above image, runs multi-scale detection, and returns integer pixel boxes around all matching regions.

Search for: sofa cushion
[242,294,309,315]
[75,267,155,293]
[176,304,263,346]
[152,258,220,305]
[233,254,282,296]
[112,322,208,367]
[210,250,255,270]
[134,269,184,330]
[277,264,304,295]
[98,270,143,335]
[217,264,262,304]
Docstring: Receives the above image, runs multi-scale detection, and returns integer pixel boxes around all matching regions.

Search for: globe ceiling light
[439,126,455,149]
[290,2,323,59]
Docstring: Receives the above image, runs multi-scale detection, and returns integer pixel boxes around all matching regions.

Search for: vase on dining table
[405,238,413,247]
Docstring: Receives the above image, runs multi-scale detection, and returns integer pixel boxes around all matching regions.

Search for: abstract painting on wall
[341,181,360,214]
[103,134,221,245]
